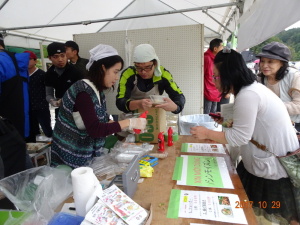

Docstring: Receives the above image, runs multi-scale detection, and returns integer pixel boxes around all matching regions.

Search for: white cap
[133,44,162,77]
[86,44,119,71]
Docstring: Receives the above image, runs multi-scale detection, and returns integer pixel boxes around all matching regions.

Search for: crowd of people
[0,32,299,223]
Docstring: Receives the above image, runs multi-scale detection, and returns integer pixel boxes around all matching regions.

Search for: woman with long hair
[191,48,299,224]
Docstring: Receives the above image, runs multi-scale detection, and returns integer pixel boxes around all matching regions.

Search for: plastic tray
[149,95,166,105]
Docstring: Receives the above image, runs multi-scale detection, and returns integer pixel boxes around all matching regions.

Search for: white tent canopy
[237,0,300,50]
[0,0,300,51]
[0,0,240,49]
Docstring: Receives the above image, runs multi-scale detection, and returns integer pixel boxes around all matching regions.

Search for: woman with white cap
[116,44,185,114]
[51,44,147,168]
[257,42,300,131]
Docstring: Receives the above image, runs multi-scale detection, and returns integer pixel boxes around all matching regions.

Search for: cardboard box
[135,108,166,143]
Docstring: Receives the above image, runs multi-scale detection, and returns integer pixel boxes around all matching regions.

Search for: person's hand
[224,93,231,99]
[139,99,153,111]
[210,113,223,124]
[154,97,177,112]
[128,118,147,130]
[50,99,61,107]
[190,126,209,140]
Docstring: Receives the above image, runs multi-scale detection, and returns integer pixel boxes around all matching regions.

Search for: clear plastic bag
[179,114,220,135]
[0,166,73,223]
[110,141,153,163]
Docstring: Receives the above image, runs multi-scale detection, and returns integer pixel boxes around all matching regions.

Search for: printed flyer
[181,143,226,154]
[172,155,233,189]
[99,184,148,225]
[84,201,127,225]
[167,189,247,224]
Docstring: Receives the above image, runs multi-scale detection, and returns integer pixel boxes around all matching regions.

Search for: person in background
[51,44,147,168]
[65,40,89,76]
[190,48,299,224]
[203,38,223,114]
[24,50,52,142]
[116,44,185,114]
[216,93,231,112]
[45,42,83,118]
[0,33,32,174]
[257,42,300,132]
[0,34,30,139]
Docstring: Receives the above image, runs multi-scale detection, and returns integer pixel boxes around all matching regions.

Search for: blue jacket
[0,51,30,138]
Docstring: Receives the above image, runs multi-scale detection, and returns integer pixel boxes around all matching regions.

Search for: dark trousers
[217,96,231,112]
[204,98,217,114]
[26,108,52,142]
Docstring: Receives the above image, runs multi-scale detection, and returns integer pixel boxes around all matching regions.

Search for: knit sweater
[51,80,108,168]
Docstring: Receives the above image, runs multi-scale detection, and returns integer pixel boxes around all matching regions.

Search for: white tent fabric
[0,0,299,50]
[0,0,239,49]
[237,0,300,51]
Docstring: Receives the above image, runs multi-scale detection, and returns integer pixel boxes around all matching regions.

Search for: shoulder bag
[250,139,300,188]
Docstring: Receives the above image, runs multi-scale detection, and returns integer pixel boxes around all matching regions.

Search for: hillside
[249,28,300,61]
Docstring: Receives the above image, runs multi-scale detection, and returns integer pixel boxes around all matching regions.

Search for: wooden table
[133,135,258,225]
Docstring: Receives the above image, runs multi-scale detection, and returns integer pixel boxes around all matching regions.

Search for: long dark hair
[258,61,289,85]
[214,49,256,97]
[86,55,124,91]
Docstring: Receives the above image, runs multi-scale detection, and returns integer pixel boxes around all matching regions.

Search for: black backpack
[0,116,26,178]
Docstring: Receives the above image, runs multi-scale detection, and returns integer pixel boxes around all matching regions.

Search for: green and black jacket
[116,66,185,114]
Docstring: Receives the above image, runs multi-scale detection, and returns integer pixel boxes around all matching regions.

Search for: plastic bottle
[157,132,165,152]
[167,127,173,146]
[133,111,148,134]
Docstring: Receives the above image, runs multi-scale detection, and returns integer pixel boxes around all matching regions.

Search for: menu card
[167,189,247,224]
[221,103,234,128]
[172,155,233,189]
[181,143,226,154]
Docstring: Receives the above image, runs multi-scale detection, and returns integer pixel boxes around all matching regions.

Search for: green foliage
[250,28,300,61]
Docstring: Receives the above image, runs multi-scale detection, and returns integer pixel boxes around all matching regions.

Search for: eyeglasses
[212,75,220,80]
[135,63,154,72]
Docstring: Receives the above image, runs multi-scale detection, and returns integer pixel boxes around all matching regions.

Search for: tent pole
[5,32,65,43]
[202,10,233,34]
[0,0,9,11]
[0,2,238,31]
[97,0,135,32]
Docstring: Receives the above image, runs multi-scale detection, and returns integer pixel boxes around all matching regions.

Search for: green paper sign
[186,156,223,187]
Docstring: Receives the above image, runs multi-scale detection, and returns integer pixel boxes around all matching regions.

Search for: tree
[250,37,282,55]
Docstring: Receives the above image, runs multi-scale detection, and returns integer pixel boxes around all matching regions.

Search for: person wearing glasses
[116,44,185,114]
[45,42,83,118]
[191,48,299,224]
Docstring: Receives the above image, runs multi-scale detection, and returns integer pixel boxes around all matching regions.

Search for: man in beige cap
[116,44,185,114]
